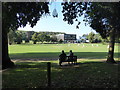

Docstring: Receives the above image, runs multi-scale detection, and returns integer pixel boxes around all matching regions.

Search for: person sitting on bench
[59,50,66,66]
[68,50,74,64]
[69,50,74,56]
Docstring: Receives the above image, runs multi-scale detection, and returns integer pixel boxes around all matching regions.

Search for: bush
[25,38,29,43]
[59,39,63,43]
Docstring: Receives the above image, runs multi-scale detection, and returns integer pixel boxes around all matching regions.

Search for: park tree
[31,32,38,44]
[37,33,49,43]
[61,2,120,63]
[59,39,64,43]
[14,31,23,44]
[25,38,29,43]
[8,30,16,45]
[95,34,102,41]
[88,32,95,43]
[45,35,51,43]
[25,31,35,42]
[23,33,30,43]
[21,31,27,42]
[2,2,49,69]
[94,34,102,43]
[80,34,88,43]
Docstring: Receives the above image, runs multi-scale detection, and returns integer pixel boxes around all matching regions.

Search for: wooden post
[47,62,51,87]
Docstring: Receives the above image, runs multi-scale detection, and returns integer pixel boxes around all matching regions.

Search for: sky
[18,2,96,39]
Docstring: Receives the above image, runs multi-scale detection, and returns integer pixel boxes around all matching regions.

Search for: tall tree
[61,2,120,63]
[31,32,38,44]
[14,31,23,44]
[94,34,102,43]
[88,32,95,43]
[37,33,50,43]
[2,2,49,69]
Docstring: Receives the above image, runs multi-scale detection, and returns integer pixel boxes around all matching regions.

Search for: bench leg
[73,61,75,65]
[59,61,62,66]
[74,61,76,65]
[75,61,77,65]
[73,60,76,65]
[71,61,73,64]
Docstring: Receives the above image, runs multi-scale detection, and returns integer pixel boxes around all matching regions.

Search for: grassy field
[2,43,119,88]
[9,43,119,60]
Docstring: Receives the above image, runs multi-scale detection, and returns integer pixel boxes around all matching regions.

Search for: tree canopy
[3,2,49,32]
[61,2,120,38]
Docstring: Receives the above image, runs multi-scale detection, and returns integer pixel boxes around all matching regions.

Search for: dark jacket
[59,53,66,61]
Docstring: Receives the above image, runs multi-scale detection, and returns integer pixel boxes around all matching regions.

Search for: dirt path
[11,58,58,62]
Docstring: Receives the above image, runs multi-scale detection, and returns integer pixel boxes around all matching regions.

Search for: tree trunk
[106,29,116,63]
[2,28,15,69]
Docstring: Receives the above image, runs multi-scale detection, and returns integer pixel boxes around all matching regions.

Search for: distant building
[56,34,76,43]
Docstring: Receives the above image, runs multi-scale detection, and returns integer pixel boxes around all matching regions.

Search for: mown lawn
[8,43,119,60]
[2,43,119,88]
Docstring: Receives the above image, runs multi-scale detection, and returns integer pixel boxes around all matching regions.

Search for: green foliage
[8,30,65,44]
[25,38,29,43]
[21,32,27,40]
[42,31,65,36]
[20,31,30,43]
[31,33,38,44]
[8,30,35,44]
[59,39,63,43]
[45,35,51,42]
[37,33,50,43]
[2,2,49,31]
[80,33,102,43]
[88,32,95,43]
[94,34,102,43]
[14,31,23,44]
[61,2,120,38]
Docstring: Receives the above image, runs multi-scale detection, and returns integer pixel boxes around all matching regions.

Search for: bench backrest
[67,56,77,60]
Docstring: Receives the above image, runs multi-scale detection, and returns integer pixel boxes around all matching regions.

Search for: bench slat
[59,56,77,66]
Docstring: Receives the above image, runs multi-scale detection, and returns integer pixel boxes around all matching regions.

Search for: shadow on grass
[2,61,119,88]
[15,62,48,68]
[10,52,119,60]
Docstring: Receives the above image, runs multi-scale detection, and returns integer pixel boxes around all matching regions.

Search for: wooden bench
[59,56,77,66]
